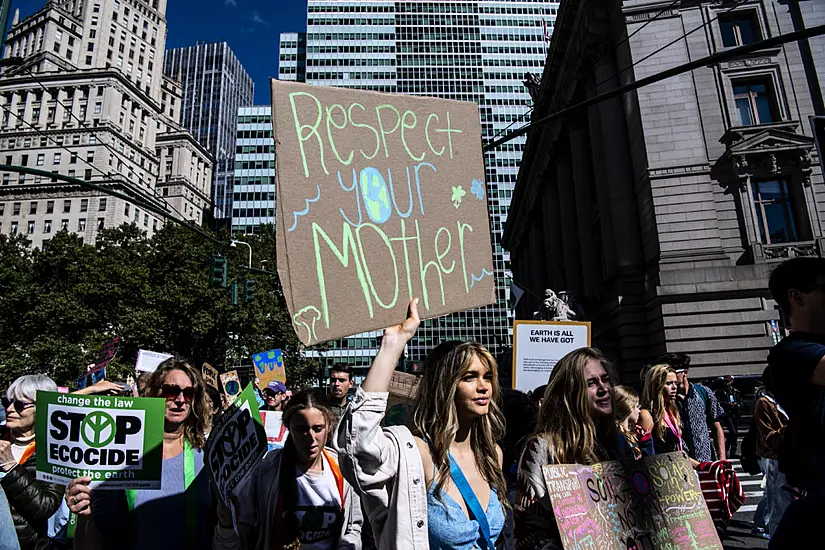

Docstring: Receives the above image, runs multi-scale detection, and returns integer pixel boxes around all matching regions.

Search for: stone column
[592,54,644,275]
[554,139,584,296]
[587,102,618,280]
[541,164,566,291]
[569,120,601,298]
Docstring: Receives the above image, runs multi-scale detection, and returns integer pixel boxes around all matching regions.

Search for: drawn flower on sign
[470,179,485,200]
[451,185,466,208]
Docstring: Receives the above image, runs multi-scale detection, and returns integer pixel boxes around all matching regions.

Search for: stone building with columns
[0,0,212,248]
[502,0,825,380]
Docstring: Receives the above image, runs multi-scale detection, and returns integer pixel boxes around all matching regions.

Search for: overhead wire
[484,23,825,151]
[0,102,221,244]
[487,0,756,150]
[13,64,198,223]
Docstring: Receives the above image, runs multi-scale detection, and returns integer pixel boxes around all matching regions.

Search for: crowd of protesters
[0,256,821,549]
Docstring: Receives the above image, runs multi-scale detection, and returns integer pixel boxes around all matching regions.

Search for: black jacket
[0,451,63,550]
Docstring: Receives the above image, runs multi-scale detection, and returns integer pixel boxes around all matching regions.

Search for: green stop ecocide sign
[35,392,164,489]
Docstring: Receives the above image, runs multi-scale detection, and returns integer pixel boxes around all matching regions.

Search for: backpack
[739,417,760,475]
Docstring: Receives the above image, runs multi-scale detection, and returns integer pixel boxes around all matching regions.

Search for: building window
[70,152,77,164]
[124,203,130,216]
[752,179,801,244]
[46,201,54,214]
[63,200,71,213]
[44,220,52,234]
[81,199,88,212]
[36,154,44,166]
[54,153,61,164]
[734,79,778,126]
[12,203,20,216]
[10,222,17,234]
[29,202,37,215]
[97,217,105,230]
[94,102,102,114]
[98,198,107,211]
[78,219,86,231]
[61,219,69,231]
[720,12,760,47]
[27,221,34,234]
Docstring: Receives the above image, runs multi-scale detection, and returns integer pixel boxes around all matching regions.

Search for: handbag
[696,460,745,529]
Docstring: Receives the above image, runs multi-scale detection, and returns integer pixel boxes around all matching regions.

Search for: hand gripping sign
[205,384,267,508]
[36,392,165,489]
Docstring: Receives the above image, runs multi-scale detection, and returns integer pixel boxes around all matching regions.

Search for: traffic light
[244,279,257,303]
[230,280,239,306]
[210,256,227,288]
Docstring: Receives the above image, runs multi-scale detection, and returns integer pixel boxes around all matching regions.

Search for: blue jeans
[0,488,19,550]
[758,457,794,537]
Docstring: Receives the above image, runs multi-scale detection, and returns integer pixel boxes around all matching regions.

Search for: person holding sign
[333,299,507,550]
[65,359,214,550]
[514,348,626,550]
[214,389,362,549]
[0,375,63,550]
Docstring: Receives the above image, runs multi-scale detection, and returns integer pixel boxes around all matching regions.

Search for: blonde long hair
[614,385,640,456]
[410,341,507,505]
[145,359,211,450]
[535,347,617,465]
[642,364,679,441]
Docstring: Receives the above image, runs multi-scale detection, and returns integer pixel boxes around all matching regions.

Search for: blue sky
[7,0,308,104]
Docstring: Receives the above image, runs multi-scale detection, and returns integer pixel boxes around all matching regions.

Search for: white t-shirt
[292,457,344,550]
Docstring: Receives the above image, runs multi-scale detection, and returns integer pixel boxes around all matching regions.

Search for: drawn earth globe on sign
[359,167,392,224]
[225,380,240,396]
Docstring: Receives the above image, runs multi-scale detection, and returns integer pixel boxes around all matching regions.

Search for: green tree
[0,222,312,389]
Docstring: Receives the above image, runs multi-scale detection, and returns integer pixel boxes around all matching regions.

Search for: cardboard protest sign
[251,349,286,390]
[512,320,591,392]
[202,363,219,390]
[135,349,173,373]
[542,452,722,550]
[76,366,107,390]
[94,337,120,369]
[205,384,267,507]
[260,410,289,451]
[220,370,241,402]
[35,392,164,489]
[271,80,495,345]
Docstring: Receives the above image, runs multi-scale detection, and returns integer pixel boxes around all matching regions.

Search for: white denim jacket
[333,388,430,549]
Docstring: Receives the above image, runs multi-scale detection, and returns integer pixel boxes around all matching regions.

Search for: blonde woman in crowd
[334,299,507,549]
[514,347,624,550]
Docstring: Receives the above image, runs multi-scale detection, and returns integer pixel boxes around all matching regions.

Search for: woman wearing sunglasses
[0,374,63,550]
[65,359,215,550]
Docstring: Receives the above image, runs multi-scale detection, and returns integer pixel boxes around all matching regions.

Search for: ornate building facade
[0,0,212,248]
[503,0,825,379]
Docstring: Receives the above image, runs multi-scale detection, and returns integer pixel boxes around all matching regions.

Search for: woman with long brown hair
[65,359,215,550]
[334,299,507,549]
[214,388,361,550]
[640,364,683,455]
[514,347,620,549]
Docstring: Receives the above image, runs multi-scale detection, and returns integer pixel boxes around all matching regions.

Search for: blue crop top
[427,482,505,550]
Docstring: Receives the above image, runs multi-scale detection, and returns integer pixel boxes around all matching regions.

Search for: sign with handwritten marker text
[542,452,722,550]
[271,80,495,344]
[251,349,286,390]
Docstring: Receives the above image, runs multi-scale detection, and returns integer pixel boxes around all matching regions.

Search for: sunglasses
[160,384,196,403]
[2,397,35,414]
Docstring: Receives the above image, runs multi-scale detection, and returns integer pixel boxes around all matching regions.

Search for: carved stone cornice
[717,121,816,188]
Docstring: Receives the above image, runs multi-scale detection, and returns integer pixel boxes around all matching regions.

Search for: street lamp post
[230,239,252,269]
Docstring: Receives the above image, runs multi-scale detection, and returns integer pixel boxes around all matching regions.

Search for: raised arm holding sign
[272,80,495,344]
